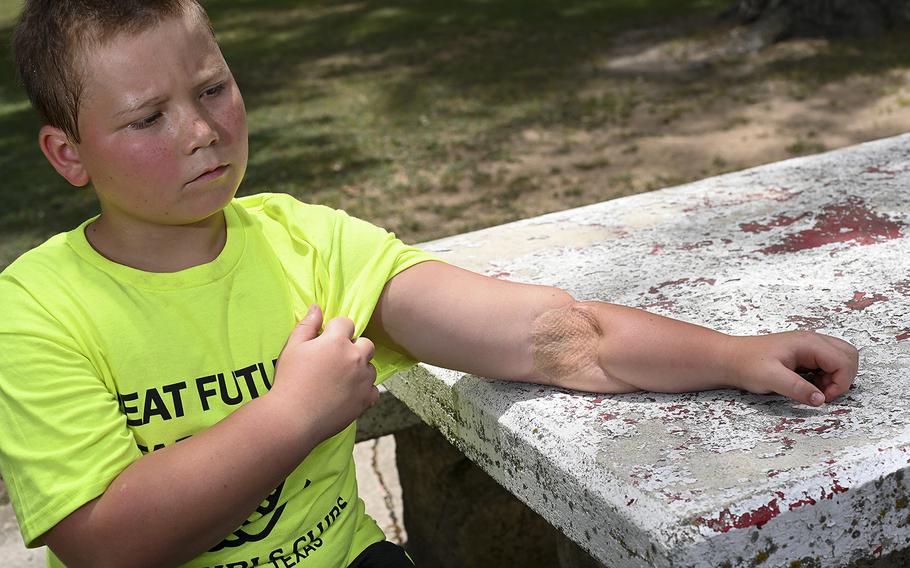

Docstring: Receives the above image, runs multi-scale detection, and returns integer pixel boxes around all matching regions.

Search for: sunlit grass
[1,0,909,269]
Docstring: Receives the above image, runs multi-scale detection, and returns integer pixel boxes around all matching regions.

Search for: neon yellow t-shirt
[0,193,436,567]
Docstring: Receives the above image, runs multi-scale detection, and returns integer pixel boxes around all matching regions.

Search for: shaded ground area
[2,1,910,267]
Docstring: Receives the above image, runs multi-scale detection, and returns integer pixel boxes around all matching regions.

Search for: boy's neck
[85,210,228,273]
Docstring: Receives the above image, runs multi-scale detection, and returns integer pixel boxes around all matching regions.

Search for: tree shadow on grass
[207,0,910,205]
[2,0,910,266]
[0,21,98,252]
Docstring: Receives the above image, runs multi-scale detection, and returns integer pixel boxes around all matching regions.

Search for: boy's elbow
[529,299,601,385]
[528,299,640,393]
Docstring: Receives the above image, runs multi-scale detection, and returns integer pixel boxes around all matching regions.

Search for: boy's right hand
[271,304,379,442]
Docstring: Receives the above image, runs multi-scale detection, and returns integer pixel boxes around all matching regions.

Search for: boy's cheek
[118,142,183,183]
[218,97,248,148]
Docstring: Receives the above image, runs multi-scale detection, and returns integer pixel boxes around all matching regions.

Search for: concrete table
[385,134,910,567]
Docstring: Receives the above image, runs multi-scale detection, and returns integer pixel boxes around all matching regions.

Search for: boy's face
[71,10,247,229]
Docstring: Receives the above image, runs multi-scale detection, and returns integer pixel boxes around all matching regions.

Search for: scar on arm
[531,303,602,386]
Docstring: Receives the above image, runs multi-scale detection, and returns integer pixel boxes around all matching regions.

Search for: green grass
[2,0,910,269]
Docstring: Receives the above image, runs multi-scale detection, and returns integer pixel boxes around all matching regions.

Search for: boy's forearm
[527,294,854,405]
[583,301,735,393]
[45,392,323,568]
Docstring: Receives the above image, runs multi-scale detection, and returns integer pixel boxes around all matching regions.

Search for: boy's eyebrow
[114,95,168,119]
[113,63,230,119]
[193,63,231,90]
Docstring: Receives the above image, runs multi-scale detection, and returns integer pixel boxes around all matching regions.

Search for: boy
[1,1,858,567]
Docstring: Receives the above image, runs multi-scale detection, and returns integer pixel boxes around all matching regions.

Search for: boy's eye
[202,83,226,98]
[128,112,162,130]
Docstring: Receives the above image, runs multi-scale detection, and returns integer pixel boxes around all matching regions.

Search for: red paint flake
[897,330,910,341]
[766,417,806,433]
[781,437,796,450]
[846,291,889,311]
[650,244,663,255]
[865,166,900,176]
[752,196,904,254]
[639,300,677,311]
[678,240,713,251]
[786,315,827,330]
[695,499,782,533]
[793,418,842,435]
[662,491,687,502]
[767,470,781,478]
[649,278,690,294]
[740,212,811,233]
[591,397,604,404]
[831,408,852,415]
[824,459,837,465]
[788,496,818,510]
[818,480,849,500]
[873,544,884,556]
[600,413,617,420]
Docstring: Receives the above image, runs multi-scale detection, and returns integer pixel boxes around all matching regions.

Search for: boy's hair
[11,0,213,143]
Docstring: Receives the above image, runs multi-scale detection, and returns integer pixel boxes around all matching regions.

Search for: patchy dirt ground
[2,7,909,266]
[382,23,910,244]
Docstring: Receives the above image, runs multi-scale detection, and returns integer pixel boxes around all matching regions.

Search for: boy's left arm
[365,262,858,406]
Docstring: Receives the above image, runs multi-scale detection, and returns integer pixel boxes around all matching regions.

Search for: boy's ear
[38,125,90,187]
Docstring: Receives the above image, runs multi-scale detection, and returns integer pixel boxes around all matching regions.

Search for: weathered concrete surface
[385,134,910,568]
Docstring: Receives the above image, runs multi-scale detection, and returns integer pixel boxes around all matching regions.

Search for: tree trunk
[725,0,910,48]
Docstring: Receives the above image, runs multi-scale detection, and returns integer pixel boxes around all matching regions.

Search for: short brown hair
[11,0,213,143]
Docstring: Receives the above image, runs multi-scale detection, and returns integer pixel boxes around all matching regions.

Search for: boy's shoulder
[0,230,76,286]
[0,230,83,326]
[236,192,384,247]
[236,192,334,221]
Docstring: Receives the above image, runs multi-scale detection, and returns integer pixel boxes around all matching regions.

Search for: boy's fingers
[368,384,380,406]
[323,316,356,340]
[769,365,826,406]
[793,334,858,401]
[288,304,323,343]
[354,336,375,361]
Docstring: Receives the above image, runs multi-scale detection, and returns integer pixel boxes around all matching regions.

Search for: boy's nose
[185,114,219,154]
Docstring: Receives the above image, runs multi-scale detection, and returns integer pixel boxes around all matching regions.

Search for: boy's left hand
[725,331,859,406]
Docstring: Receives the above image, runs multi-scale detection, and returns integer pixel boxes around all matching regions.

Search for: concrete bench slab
[386,134,910,567]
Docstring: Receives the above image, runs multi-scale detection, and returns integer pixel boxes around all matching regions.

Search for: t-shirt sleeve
[242,193,442,380]
[0,277,141,547]
[319,208,439,383]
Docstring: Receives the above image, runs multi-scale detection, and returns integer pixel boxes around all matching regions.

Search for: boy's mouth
[188,163,229,185]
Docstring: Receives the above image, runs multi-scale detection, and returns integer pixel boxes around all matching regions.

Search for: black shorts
[347,541,415,568]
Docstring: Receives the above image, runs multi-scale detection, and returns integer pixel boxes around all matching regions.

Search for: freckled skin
[68,11,249,270]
